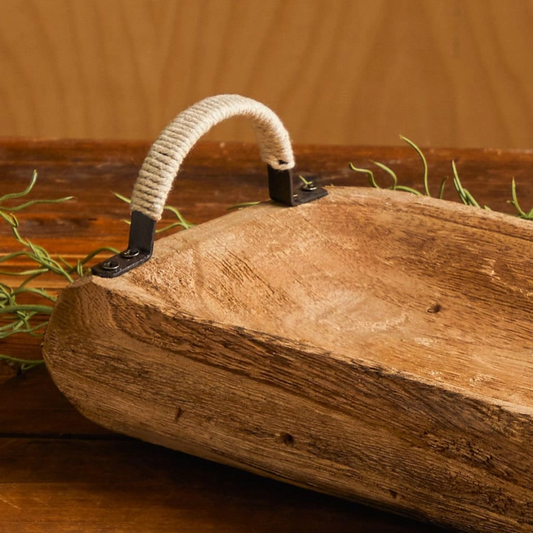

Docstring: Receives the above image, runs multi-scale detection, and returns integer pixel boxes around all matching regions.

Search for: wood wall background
[1,0,533,148]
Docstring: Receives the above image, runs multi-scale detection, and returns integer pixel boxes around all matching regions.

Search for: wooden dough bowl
[43,187,533,533]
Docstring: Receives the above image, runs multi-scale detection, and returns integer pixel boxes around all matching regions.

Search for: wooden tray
[43,182,533,533]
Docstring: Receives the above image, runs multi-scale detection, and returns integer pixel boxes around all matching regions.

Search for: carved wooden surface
[3,139,533,531]
[43,187,533,532]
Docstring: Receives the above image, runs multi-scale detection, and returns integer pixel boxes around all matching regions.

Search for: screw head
[102,260,120,271]
[121,248,140,259]
[302,182,317,192]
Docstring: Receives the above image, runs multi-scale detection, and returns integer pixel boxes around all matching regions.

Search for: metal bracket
[268,165,328,206]
[92,211,156,278]
[93,166,327,278]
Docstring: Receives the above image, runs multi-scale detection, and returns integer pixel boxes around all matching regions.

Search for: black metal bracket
[268,165,328,206]
[92,211,156,278]
[92,166,327,278]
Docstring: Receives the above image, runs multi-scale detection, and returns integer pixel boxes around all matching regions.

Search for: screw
[102,260,119,271]
[121,248,140,259]
[302,182,317,192]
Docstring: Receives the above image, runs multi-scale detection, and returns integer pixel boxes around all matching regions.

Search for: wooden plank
[0,367,111,436]
[0,438,445,533]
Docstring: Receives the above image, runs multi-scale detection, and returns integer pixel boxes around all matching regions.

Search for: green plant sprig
[0,173,120,371]
[0,176,195,374]
[400,135,430,196]
[509,178,533,219]
[349,136,447,198]
[451,160,489,210]
[349,136,530,217]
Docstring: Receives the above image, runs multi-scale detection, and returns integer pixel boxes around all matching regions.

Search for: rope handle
[132,94,295,221]
[92,94,327,278]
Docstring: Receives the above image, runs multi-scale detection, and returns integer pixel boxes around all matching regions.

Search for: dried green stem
[400,135,430,196]
[350,137,528,218]
[0,304,53,316]
[0,355,44,371]
[0,175,196,373]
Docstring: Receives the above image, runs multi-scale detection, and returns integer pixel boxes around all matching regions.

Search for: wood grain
[2,1,533,148]
[0,436,445,533]
[4,139,533,532]
[43,186,533,532]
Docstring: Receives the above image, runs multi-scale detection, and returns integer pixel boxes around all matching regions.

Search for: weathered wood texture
[4,139,533,531]
[3,1,533,148]
[43,187,533,533]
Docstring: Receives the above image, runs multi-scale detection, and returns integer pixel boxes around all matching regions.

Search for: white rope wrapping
[131,94,295,221]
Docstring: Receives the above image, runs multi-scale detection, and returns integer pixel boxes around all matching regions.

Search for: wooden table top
[2,138,533,532]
